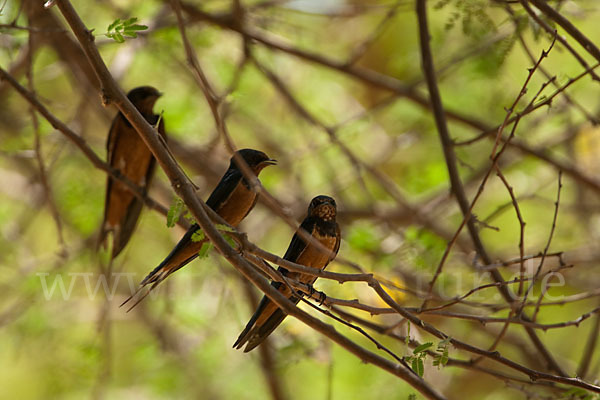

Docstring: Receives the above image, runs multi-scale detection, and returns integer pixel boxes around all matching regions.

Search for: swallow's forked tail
[119,258,182,312]
[234,283,298,352]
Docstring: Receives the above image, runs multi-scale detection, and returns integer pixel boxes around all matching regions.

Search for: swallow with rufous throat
[98,86,166,259]
[122,149,276,310]
[234,195,340,352]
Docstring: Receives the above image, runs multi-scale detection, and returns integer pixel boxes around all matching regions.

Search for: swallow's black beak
[261,159,277,166]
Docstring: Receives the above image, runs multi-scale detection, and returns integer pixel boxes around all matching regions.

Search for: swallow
[98,86,166,259]
[234,195,341,352]
[122,149,277,309]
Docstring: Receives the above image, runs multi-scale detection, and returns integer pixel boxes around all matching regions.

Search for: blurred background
[2,0,600,398]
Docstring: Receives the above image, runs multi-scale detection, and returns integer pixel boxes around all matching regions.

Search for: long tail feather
[234,280,300,352]
[242,308,288,352]
[234,295,272,349]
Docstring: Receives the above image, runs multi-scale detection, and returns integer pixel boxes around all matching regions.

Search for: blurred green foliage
[2,0,600,399]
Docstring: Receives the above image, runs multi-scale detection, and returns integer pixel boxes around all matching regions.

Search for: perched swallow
[122,149,276,309]
[98,86,166,259]
[234,195,341,352]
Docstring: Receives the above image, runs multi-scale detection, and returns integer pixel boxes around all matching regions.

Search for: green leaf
[433,337,451,369]
[122,17,138,26]
[123,25,148,38]
[103,17,147,43]
[127,24,148,31]
[223,233,236,248]
[191,229,206,242]
[436,337,451,352]
[167,198,184,228]
[413,342,433,354]
[433,352,448,368]
[440,353,448,366]
[408,395,417,400]
[411,357,424,377]
[197,242,213,259]
[216,224,236,233]
[107,18,121,32]
[183,211,195,224]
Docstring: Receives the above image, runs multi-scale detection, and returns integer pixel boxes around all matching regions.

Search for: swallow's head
[127,86,162,114]
[232,149,277,174]
[308,195,337,221]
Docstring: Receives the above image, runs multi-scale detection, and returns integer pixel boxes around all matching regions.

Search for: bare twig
[495,168,526,296]
[526,0,600,66]
[525,171,563,319]
[25,28,67,256]
[415,0,564,375]
[577,305,600,379]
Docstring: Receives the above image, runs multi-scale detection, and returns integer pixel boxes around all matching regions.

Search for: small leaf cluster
[405,342,432,377]
[432,338,451,368]
[166,198,238,259]
[404,322,451,377]
[105,17,148,43]
[166,197,185,228]
[190,229,212,259]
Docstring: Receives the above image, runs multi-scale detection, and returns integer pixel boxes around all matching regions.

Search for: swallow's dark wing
[100,114,165,258]
[98,115,126,252]
[233,218,317,351]
[281,217,317,264]
[331,223,341,262]
[114,118,165,257]
[205,168,243,211]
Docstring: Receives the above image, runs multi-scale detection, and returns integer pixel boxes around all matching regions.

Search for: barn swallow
[234,195,341,352]
[121,149,276,309]
[98,86,166,259]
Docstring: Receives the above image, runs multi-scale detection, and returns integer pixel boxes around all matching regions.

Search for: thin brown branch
[25,29,67,256]
[415,0,564,375]
[526,171,563,320]
[577,305,600,379]
[419,308,600,330]
[526,0,600,65]
[495,168,526,296]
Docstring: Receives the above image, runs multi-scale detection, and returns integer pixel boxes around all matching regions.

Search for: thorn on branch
[101,89,111,106]
[86,28,95,41]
